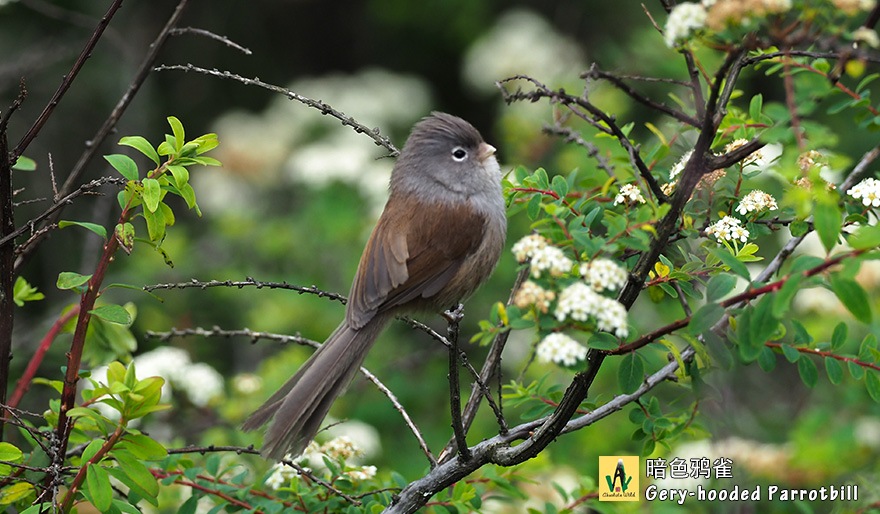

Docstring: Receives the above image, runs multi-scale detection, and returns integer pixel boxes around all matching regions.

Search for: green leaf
[143,206,166,241]
[758,346,777,371]
[849,360,865,380]
[781,344,801,363]
[168,116,185,151]
[59,220,107,240]
[705,274,737,302]
[0,442,23,462]
[119,136,160,166]
[848,223,880,250]
[12,155,37,171]
[0,482,33,505]
[142,177,161,213]
[688,303,725,335]
[772,274,801,318]
[550,174,569,198]
[107,467,158,507]
[867,372,880,403]
[588,332,620,350]
[813,201,841,253]
[831,322,848,351]
[830,274,873,324]
[12,276,44,306]
[81,438,104,464]
[797,357,818,388]
[618,352,645,393]
[749,294,778,345]
[526,194,541,220]
[85,464,113,512]
[710,248,751,280]
[104,154,139,181]
[167,165,189,190]
[89,304,133,325]
[825,357,843,385]
[57,271,92,290]
[749,93,763,121]
[534,168,550,190]
[789,219,810,237]
[114,450,159,497]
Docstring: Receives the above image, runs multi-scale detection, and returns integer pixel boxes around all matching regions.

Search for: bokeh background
[4,0,880,511]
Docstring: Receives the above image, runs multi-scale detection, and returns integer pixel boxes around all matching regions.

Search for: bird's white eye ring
[451,147,468,162]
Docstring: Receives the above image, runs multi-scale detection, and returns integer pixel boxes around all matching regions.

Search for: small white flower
[345,465,377,481]
[724,138,765,167]
[555,282,603,322]
[580,259,628,292]
[319,436,362,460]
[265,458,302,490]
[614,184,646,206]
[536,333,588,366]
[511,234,549,263]
[595,298,629,338]
[529,245,574,278]
[847,177,880,208]
[854,27,880,48]
[735,190,778,216]
[664,2,708,47]
[669,150,694,181]
[514,280,556,312]
[233,373,263,394]
[177,362,224,407]
[706,216,750,243]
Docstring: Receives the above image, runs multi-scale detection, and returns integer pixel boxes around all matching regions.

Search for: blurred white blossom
[536,333,588,366]
[232,373,263,394]
[707,216,750,243]
[854,27,880,48]
[529,245,574,278]
[847,177,880,207]
[669,149,694,181]
[580,259,628,292]
[514,280,556,313]
[614,184,646,206]
[665,3,707,47]
[345,465,377,481]
[595,297,630,338]
[463,10,584,95]
[735,190,778,216]
[556,282,602,323]
[724,138,766,167]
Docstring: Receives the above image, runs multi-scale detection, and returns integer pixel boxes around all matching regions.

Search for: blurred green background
[4,0,880,511]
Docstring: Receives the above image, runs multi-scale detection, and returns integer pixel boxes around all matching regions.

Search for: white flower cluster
[536,333,588,366]
[854,27,880,48]
[264,435,377,489]
[735,190,778,216]
[725,138,765,167]
[614,184,646,206]
[669,150,694,181]
[706,216,750,243]
[511,234,573,278]
[345,465,378,481]
[512,234,549,263]
[514,280,556,313]
[318,435,363,460]
[555,282,629,337]
[92,347,224,409]
[847,177,880,207]
[580,258,628,292]
[264,456,305,490]
[665,2,707,47]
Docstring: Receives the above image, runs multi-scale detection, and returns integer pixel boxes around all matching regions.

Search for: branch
[169,27,253,54]
[11,0,125,161]
[153,64,399,156]
[146,326,435,467]
[444,305,471,461]
[143,277,348,305]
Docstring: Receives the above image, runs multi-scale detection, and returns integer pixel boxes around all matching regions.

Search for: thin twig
[153,64,399,156]
[444,305,471,461]
[170,27,253,54]
[143,277,348,305]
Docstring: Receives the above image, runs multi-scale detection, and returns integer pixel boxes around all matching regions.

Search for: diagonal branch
[584,66,700,127]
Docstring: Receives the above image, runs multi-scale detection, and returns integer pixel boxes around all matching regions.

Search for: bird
[242,112,508,460]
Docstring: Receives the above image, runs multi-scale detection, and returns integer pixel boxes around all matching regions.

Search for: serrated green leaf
[618,352,645,393]
[142,177,161,213]
[59,220,107,240]
[830,274,873,324]
[104,154,139,181]
[119,136,160,166]
[814,202,841,253]
[797,357,818,388]
[688,303,725,335]
[89,304,133,325]
[825,357,843,385]
[706,274,737,302]
[57,271,92,290]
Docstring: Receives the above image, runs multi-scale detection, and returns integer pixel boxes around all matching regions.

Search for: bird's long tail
[242,316,388,460]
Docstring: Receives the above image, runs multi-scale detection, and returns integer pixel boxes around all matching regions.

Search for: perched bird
[243,112,507,459]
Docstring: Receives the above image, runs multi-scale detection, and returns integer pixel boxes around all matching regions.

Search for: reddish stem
[8,305,80,408]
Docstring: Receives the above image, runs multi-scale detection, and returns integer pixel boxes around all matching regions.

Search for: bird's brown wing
[346,193,486,329]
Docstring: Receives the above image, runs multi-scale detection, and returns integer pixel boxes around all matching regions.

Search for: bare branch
[143,277,348,305]
[169,27,253,54]
[153,64,399,156]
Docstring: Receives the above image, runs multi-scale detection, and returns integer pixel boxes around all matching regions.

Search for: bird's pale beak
[477,142,497,163]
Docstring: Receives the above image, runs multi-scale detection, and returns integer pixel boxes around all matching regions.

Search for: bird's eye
[451,147,468,162]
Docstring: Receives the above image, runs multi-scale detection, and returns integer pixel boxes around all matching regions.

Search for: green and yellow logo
[599,456,639,501]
